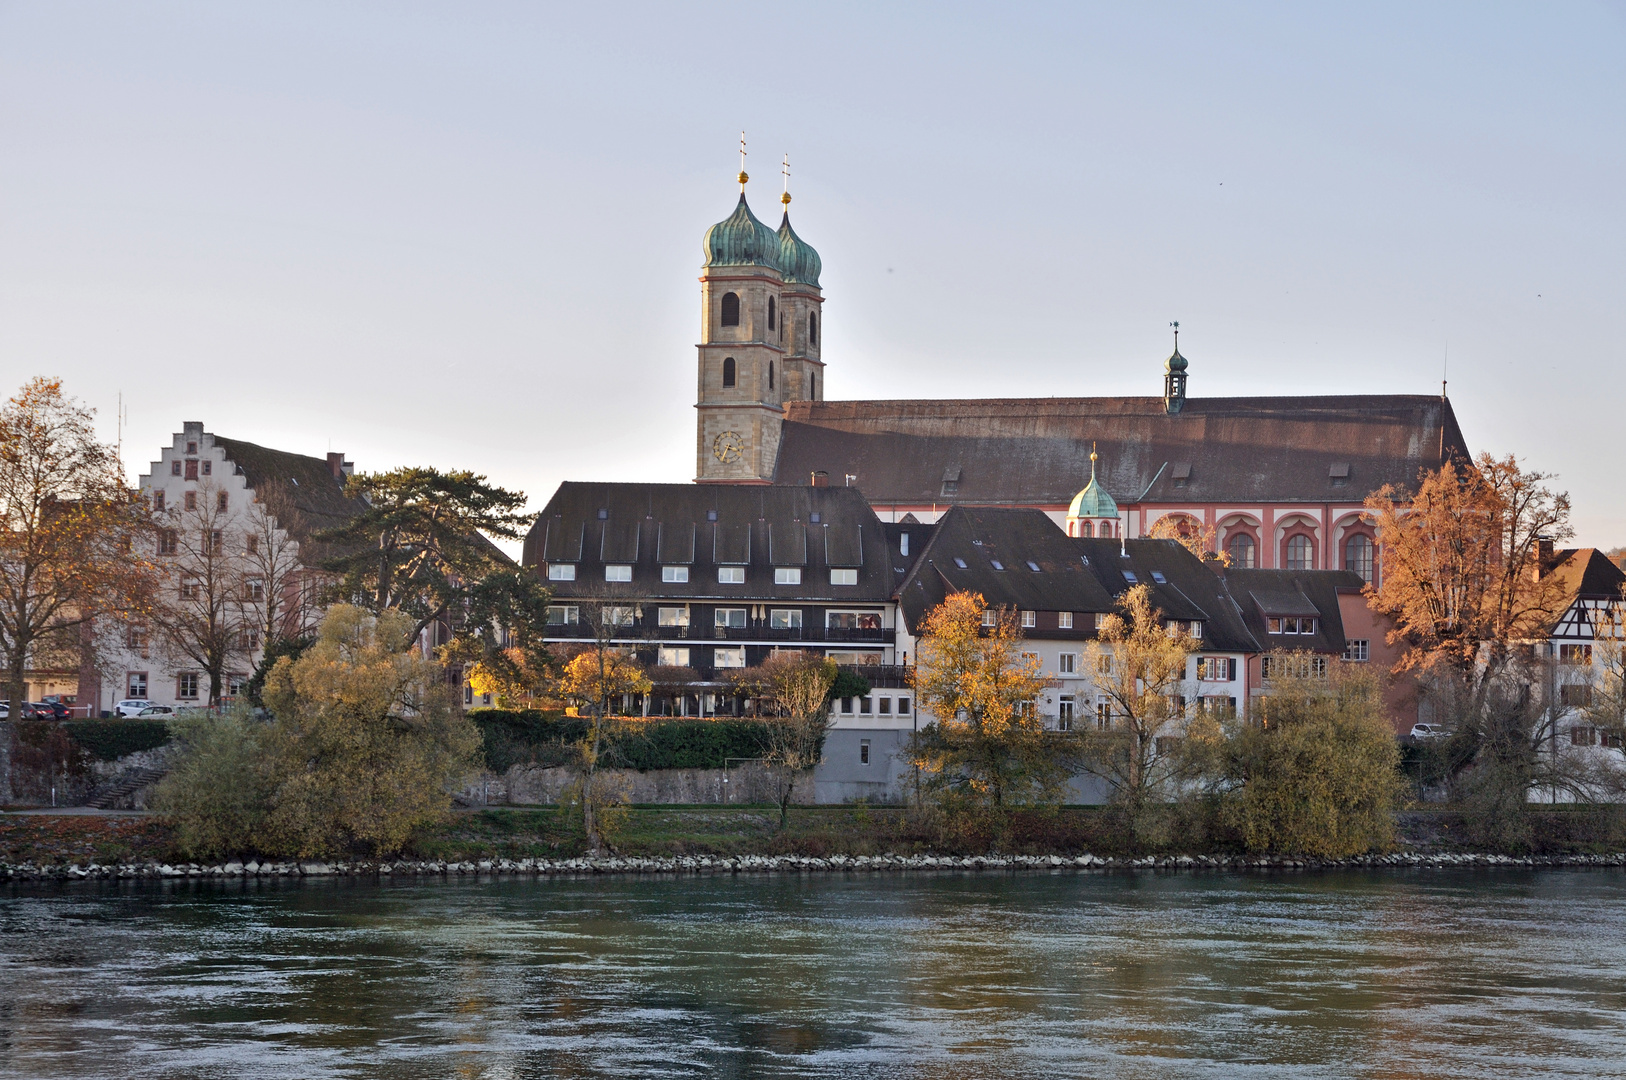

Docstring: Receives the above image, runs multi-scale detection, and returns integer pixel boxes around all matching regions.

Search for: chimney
[1532,535,1555,581]
[327,452,345,481]
[810,470,828,488]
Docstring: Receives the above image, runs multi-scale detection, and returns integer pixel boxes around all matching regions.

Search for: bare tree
[149,479,255,706]
[239,480,311,647]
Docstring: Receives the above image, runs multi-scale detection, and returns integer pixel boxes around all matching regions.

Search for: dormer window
[720,292,740,327]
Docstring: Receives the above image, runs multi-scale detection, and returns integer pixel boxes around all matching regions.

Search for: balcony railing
[544,622,890,643]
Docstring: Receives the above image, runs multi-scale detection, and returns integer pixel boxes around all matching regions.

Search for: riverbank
[3,804,1626,881]
[3,849,1626,883]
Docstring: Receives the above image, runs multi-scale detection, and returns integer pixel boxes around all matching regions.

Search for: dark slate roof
[774,395,1469,505]
[1548,548,1626,603]
[895,506,1364,655]
[1221,568,1368,654]
[525,482,894,602]
[895,506,1257,652]
[212,436,367,543]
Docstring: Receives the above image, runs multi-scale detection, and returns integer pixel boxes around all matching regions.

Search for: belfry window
[808,312,818,346]
[720,292,740,327]
[722,357,736,388]
[768,296,776,329]
[769,361,775,390]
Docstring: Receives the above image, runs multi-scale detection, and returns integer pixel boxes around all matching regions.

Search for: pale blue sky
[1,3,1621,544]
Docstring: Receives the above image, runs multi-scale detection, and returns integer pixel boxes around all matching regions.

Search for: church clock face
[712,430,746,464]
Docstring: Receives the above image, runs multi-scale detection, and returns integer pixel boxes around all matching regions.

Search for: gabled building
[83,422,365,713]
[1538,546,1626,752]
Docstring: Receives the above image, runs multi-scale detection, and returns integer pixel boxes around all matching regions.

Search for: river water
[1,869,1624,1078]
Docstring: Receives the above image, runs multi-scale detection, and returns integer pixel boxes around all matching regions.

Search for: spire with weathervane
[1164,321,1189,415]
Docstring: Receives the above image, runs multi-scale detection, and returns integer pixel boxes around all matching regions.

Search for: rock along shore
[2,850,1625,882]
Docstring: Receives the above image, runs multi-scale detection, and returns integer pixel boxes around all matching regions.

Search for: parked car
[1410,723,1450,740]
[135,706,175,718]
[38,698,72,719]
[114,699,156,718]
[0,701,52,719]
[32,701,69,720]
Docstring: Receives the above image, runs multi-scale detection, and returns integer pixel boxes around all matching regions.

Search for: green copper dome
[704,194,781,271]
[1165,346,1188,373]
[777,212,822,286]
[1067,453,1120,520]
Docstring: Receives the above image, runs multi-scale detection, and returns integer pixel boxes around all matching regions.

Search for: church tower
[695,150,822,484]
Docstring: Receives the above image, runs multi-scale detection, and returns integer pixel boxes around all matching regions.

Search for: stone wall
[461,760,817,807]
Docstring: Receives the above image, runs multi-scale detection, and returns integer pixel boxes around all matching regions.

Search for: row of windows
[156,529,261,557]
[153,490,231,513]
[1267,616,1318,635]
[548,563,859,586]
[169,458,213,479]
[718,292,817,345]
[126,672,250,700]
[977,608,1203,639]
[1223,531,1375,580]
[548,605,883,631]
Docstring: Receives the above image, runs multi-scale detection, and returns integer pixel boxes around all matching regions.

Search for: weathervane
[1170,320,1180,350]
[738,132,749,191]
[781,153,792,209]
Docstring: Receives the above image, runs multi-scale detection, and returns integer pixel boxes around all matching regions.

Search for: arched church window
[1285,534,1315,571]
[1345,533,1374,583]
[768,296,776,330]
[769,361,775,390]
[721,292,740,327]
[1077,521,1093,538]
[808,312,818,346]
[1226,533,1255,569]
[722,357,736,388]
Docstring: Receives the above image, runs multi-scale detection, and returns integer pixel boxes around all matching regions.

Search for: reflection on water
[1,870,1624,1078]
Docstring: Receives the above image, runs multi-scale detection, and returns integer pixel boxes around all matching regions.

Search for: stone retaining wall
[460,761,817,807]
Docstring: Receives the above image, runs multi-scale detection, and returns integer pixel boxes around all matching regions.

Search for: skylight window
[1026,561,1041,572]
[954,557,968,569]
[1151,571,1167,584]
[1122,570,1138,584]
[990,560,1005,571]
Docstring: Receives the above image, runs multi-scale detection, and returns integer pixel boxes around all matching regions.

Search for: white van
[115,699,156,717]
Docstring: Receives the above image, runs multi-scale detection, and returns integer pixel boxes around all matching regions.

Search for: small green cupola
[703,193,781,271]
[1067,445,1120,538]
[1164,321,1188,415]
[777,211,821,287]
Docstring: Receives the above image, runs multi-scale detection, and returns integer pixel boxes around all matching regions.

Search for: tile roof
[774,394,1469,506]
[1546,548,1626,603]
[211,436,368,545]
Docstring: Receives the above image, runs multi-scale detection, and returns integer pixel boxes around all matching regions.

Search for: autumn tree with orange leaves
[1367,453,1578,835]
[0,378,156,712]
[908,592,1066,810]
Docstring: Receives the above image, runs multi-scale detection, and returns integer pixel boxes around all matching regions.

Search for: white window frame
[770,608,802,630]
[1058,612,1073,629]
[1020,610,1036,628]
[547,564,576,581]
[830,568,858,585]
[1058,652,1077,674]
[714,607,748,629]
[662,566,689,583]
[774,567,802,585]
[546,605,580,626]
[718,566,745,584]
[657,606,690,627]
[713,646,746,669]
[658,646,691,667]
[605,564,632,582]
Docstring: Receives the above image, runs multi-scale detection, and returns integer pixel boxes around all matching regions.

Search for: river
[1,869,1623,1078]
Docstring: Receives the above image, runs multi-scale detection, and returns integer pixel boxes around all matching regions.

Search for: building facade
[84,422,362,713]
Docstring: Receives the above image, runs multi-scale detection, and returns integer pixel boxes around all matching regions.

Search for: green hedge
[469,709,774,773]
[64,720,173,761]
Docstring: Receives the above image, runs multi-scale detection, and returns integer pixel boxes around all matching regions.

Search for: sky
[1,2,1622,548]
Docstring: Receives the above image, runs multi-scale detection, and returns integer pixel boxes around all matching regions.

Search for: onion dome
[1067,448,1120,521]
[777,212,822,287]
[1165,345,1188,373]
[703,194,781,271]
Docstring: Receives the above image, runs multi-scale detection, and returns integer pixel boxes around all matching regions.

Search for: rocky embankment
[3,850,1626,882]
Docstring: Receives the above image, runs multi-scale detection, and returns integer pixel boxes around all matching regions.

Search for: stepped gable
[775,394,1468,506]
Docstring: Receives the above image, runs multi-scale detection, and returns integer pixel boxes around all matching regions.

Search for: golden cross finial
[737,132,749,190]
[781,153,792,207]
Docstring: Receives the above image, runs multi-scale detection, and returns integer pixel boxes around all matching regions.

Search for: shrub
[468,709,775,772]
[64,719,172,761]
[153,711,272,858]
